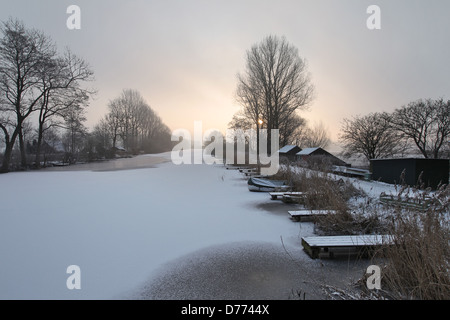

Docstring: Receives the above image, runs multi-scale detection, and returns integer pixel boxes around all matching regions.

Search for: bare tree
[233,35,315,153]
[107,89,150,153]
[227,110,255,145]
[235,75,262,129]
[98,89,172,154]
[62,104,87,163]
[105,98,123,149]
[289,120,331,149]
[34,50,94,167]
[390,98,450,159]
[303,121,331,149]
[139,107,171,152]
[0,18,94,171]
[279,113,307,147]
[92,118,113,155]
[339,112,401,162]
[228,111,254,131]
[0,19,56,172]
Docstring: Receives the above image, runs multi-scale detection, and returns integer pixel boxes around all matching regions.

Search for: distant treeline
[339,98,450,161]
[93,89,172,157]
[0,18,172,172]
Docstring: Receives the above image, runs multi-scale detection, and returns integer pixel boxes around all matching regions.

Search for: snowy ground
[0,153,398,300]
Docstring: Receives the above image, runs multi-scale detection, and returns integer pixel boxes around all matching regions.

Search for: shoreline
[129,241,372,300]
[40,153,171,172]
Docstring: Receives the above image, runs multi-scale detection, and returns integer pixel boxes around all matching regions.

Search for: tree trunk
[34,126,44,168]
[0,143,14,173]
[256,121,260,167]
[71,127,75,163]
[18,125,27,169]
[0,128,20,173]
[112,133,117,149]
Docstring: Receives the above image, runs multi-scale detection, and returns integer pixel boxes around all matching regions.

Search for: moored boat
[247,177,290,192]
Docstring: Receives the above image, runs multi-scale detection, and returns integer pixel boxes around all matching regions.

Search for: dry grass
[373,184,450,300]
[276,164,449,299]
[273,164,385,236]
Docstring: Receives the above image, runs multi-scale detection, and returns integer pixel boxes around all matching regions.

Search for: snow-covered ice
[0,153,409,299]
[0,153,308,299]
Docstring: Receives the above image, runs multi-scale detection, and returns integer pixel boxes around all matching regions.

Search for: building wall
[279,146,301,162]
[415,159,449,188]
[371,158,449,189]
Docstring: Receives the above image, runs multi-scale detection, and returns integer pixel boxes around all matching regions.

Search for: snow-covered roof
[296,147,320,155]
[278,145,299,153]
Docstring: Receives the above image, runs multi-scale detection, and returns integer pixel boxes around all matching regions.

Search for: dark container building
[370,158,449,189]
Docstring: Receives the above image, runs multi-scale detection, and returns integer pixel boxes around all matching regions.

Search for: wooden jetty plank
[301,235,393,259]
[225,166,248,170]
[269,192,304,200]
[282,194,306,203]
[303,235,392,247]
[288,210,337,221]
[379,194,431,211]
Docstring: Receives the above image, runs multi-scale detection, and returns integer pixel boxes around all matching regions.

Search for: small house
[278,145,302,162]
[296,147,348,167]
[111,146,128,157]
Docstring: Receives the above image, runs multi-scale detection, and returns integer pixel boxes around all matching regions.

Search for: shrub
[273,164,387,235]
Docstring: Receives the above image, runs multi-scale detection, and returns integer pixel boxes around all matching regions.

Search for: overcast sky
[1,0,449,148]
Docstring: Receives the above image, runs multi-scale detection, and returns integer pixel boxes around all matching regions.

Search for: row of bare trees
[0,19,94,172]
[0,19,172,172]
[93,89,172,155]
[339,98,450,161]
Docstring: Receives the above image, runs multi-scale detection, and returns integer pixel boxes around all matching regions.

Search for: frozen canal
[0,153,372,299]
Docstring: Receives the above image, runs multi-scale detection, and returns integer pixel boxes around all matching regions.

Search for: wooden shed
[277,145,302,162]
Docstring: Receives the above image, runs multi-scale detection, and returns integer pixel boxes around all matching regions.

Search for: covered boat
[247,177,290,192]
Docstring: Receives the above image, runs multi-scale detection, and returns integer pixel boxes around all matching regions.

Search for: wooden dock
[225,166,249,170]
[332,165,371,179]
[301,235,393,259]
[288,210,337,222]
[379,194,431,211]
[282,194,305,203]
[270,191,326,203]
[269,192,304,200]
